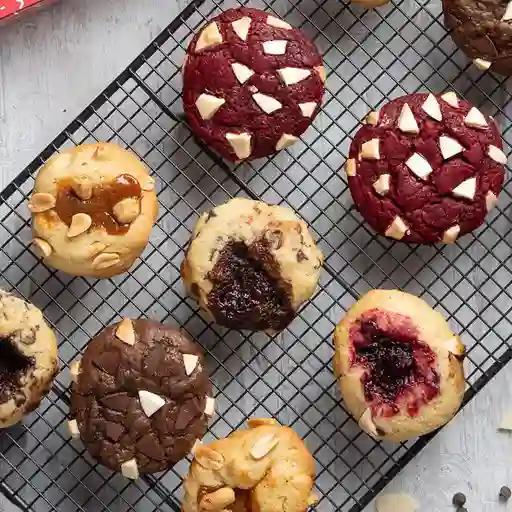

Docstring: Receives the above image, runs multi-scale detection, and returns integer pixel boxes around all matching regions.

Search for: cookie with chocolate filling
[333,290,465,442]
[346,92,506,244]
[443,0,512,75]
[0,290,58,428]
[30,142,158,278]
[181,198,323,331]
[182,7,325,161]
[69,319,213,477]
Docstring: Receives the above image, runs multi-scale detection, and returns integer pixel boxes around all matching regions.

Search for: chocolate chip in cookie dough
[0,337,35,404]
[70,319,212,474]
[206,239,294,331]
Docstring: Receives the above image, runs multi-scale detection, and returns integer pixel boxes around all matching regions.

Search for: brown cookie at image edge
[69,319,213,477]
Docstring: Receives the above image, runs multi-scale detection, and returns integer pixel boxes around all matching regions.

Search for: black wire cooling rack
[1,0,512,510]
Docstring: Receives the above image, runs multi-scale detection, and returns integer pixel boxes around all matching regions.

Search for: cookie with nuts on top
[68,319,213,477]
[333,290,465,442]
[29,142,158,278]
[182,418,316,512]
[443,0,512,75]
[182,7,325,161]
[181,198,323,332]
[346,92,506,244]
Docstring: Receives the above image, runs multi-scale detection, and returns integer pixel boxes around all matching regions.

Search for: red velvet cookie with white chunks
[182,7,325,161]
[333,290,465,442]
[346,92,506,244]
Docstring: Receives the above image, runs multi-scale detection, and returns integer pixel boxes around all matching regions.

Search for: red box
[0,0,57,23]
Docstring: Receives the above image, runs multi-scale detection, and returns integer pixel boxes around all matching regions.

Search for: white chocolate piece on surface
[252,93,282,114]
[195,94,226,120]
[360,138,380,160]
[231,62,254,84]
[69,360,81,383]
[231,17,251,40]
[442,225,460,243]
[138,390,166,418]
[439,135,464,160]
[299,102,317,117]
[441,91,459,108]
[277,67,311,86]
[488,145,507,164]
[116,318,136,346]
[405,153,433,180]
[385,216,409,240]
[276,133,298,151]
[398,103,419,134]
[68,419,80,439]
[421,93,442,121]
[196,22,223,51]
[121,459,140,480]
[345,159,357,177]
[503,1,512,20]
[373,174,391,196]
[464,107,488,128]
[452,177,477,200]
[226,133,252,160]
[183,354,199,376]
[473,58,492,71]
[204,396,215,416]
[486,191,499,212]
[498,412,512,431]
[262,40,288,55]
[365,110,379,125]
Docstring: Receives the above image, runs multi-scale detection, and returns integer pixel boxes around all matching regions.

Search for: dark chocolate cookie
[346,92,506,244]
[182,7,325,161]
[443,0,512,75]
[69,319,213,477]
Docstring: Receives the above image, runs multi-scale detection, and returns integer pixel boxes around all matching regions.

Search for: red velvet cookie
[182,7,325,161]
[346,92,506,244]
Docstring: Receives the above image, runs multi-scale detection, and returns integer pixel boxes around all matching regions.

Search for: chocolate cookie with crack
[333,290,465,442]
[68,319,214,477]
[182,7,325,161]
[29,142,158,278]
[443,0,512,75]
[0,290,58,428]
[181,198,323,332]
[346,92,506,244]
[182,418,317,512]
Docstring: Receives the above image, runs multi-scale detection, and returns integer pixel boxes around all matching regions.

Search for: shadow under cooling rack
[0,0,512,510]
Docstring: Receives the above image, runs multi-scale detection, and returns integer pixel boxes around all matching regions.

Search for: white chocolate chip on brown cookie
[116,318,136,346]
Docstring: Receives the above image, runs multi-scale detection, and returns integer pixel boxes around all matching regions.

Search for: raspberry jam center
[350,310,440,417]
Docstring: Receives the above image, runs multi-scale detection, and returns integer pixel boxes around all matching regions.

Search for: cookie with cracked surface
[180,198,323,332]
[30,142,158,278]
[333,290,465,442]
[346,92,505,244]
[182,7,325,161]
[69,319,213,475]
[0,290,58,428]
[182,418,317,512]
[443,0,512,75]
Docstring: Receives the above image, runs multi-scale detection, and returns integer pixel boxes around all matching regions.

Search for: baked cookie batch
[3,3,507,510]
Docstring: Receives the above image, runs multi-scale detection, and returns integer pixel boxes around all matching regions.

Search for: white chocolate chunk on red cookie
[138,390,166,417]
[373,174,391,196]
[204,396,215,416]
[486,191,499,211]
[345,158,357,177]
[276,133,298,151]
[277,67,311,86]
[405,153,433,180]
[231,16,251,40]
[452,177,477,200]
[262,40,288,55]
[442,225,460,243]
[196,93,226,120]
[441,91,459,108]
[121,459,140,480]
[360,138,380,159]
[266,15,292,29]
[488,145,507,164]
[464,107,488,128]
[252,93,282,114]
[473,58,492,71]
[421,93,442,121]
[398,103,419,134]
[439,135,464,160]
[196,22,223,51]
[68,419,81,439]
[231,62,254,84]
[299,102,317,117]
[365,110,379,125]
[183,354,199,375]
[226,132,252,159]
[385,216,410,240]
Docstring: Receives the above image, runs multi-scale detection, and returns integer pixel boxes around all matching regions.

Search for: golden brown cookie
[0,290,58,427]
[181,198,323,331]
[30,142,158,278]
[182,418,317,512]
[333,290,465,442]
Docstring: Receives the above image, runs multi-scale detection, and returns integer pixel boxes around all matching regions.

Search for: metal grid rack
[0,0,511,510]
